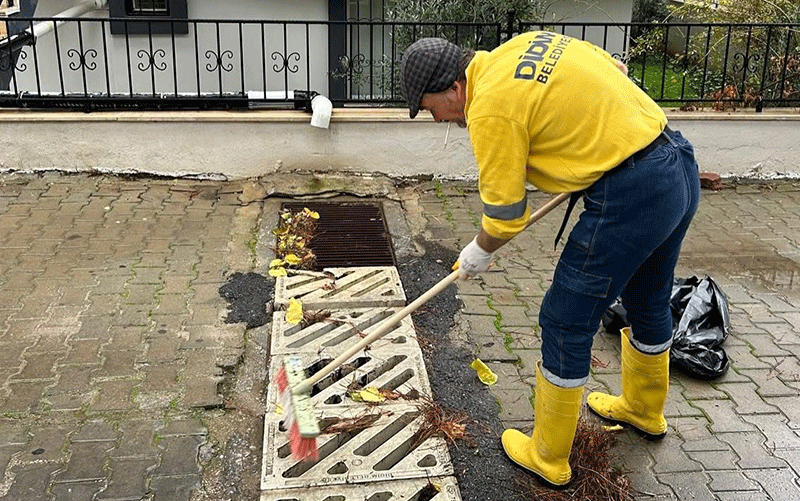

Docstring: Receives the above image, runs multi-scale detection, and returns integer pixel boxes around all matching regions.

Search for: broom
[276,192,570,460]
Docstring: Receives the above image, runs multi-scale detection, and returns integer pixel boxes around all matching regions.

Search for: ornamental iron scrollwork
[271,51,300,74]
[335,52,394,95]
[137,48,167,72]
[67,48,98,71]
[667,53,700,79]
[345,16,383,22]
[205,49,234,72]
[732,52,762,75]
[338,53,366,74]
[0,49,27,72]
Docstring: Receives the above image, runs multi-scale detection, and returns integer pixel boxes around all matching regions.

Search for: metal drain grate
[274,267,405,308]
[281,201,396,270]
[266,344,431,410]
[270,307,415,356]
[261,403,453,490]
[262,265,460,500]
[260,476,462,501]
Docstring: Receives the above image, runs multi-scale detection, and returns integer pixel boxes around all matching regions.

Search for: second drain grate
[281,201,397,270]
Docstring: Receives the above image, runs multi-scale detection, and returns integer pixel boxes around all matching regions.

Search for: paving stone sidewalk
[1,171,800,500]
[0,173,261,501]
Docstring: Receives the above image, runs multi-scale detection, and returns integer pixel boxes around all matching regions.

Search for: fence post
[328,3,347,105]
[504,10,516,42]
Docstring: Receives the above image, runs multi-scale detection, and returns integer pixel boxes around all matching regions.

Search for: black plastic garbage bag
[670,276,730,379]
[601,275,731,379]
[601,298,628,336]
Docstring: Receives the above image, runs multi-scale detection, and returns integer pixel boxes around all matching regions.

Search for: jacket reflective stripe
[483,197,527,220]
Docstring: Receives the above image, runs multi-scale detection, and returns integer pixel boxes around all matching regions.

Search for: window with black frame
[109,0,187,35]
[129,0,168,15]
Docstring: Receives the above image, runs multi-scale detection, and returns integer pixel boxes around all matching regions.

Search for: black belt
[630,125,674,164]
[553,126,675,250]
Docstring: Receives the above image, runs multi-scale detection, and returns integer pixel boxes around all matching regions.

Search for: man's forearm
[476,228,509,253]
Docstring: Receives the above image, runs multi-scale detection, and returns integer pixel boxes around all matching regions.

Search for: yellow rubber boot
[501,362,583,488]
[587,327,668,440]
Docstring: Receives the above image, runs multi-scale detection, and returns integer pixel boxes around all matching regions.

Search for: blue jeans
[539,130,700,387]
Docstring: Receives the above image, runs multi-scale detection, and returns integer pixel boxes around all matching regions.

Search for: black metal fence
[523,21,800,111]
[0,16,798,111]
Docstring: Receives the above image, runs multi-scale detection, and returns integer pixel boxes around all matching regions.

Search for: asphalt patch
[398,242,524,501]
[219,272,274,328]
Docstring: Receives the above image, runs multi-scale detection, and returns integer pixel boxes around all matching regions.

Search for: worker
[400,34,700,488]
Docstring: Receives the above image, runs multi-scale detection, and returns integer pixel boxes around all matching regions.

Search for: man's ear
[451,80,466,99]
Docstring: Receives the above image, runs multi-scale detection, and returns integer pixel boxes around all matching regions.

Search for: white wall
[1,110,798,181]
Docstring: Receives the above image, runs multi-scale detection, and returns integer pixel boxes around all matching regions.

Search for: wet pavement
[0,171,799,500]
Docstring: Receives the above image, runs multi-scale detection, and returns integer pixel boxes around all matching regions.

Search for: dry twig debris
[518,417,633,501]
[412,397,471,448]
[302,309,332,327]
[321,413,383,435]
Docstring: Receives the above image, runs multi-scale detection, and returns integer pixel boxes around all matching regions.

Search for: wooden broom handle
[294,192,571,395]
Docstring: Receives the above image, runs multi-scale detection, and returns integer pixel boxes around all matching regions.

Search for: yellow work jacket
[465,31,667,239]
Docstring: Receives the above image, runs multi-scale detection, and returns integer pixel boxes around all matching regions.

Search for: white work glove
[456,237,495,279]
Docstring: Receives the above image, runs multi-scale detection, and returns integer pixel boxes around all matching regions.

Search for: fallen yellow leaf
[283,254,302,265]
[269,267,287,277]
[269,258,285,268]
[349,387,385,403]
[285,298,303,324]
[304,208,320,219]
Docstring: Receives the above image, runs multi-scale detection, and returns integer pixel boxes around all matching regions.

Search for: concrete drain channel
[262,266,462,501]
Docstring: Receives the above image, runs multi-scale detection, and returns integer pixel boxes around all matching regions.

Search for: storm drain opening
[353,411,418,457]
[281,201,397,269]
[307,356,371,396]
[357,355,408,387]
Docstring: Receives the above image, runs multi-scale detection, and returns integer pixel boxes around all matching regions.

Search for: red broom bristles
[276,365,319,461]
[288,422,319,461]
